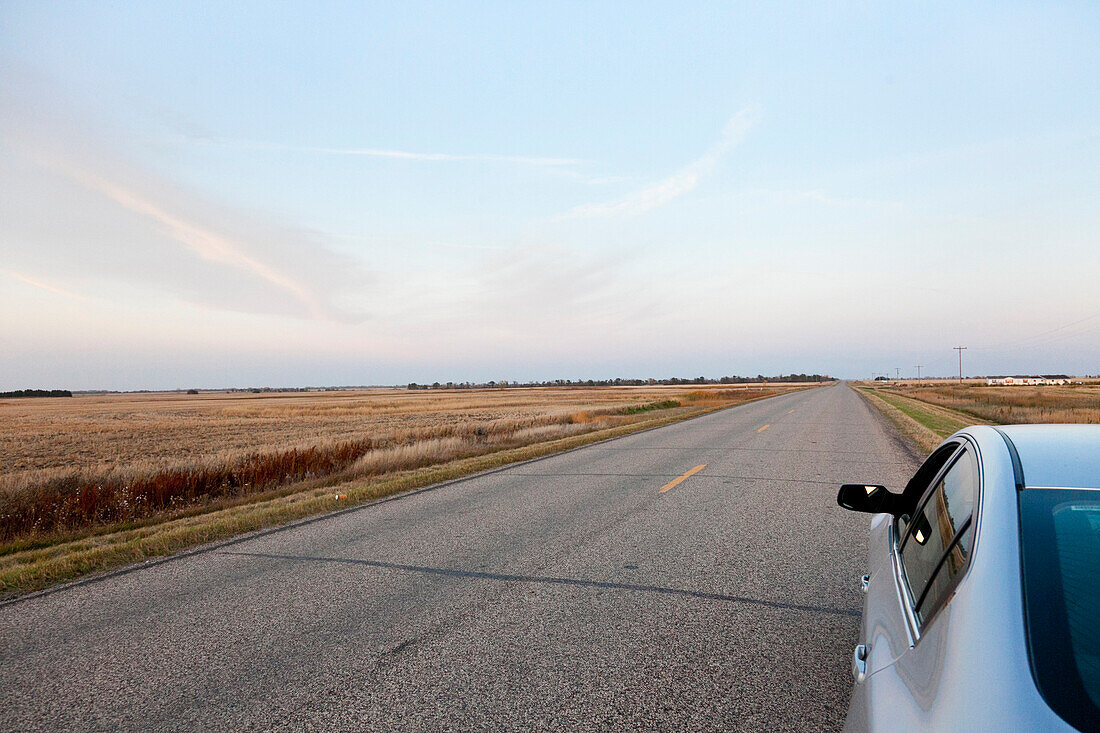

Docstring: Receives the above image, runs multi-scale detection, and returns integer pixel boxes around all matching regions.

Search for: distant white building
[986,376,1067,386]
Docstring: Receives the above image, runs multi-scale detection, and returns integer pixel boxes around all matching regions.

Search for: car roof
[994,424,1100,490]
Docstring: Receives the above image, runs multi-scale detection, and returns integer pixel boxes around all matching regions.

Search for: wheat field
[0,384,807,545]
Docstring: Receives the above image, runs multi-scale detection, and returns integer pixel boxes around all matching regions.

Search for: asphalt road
[1,382,921,732]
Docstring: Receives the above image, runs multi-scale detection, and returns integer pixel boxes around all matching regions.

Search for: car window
[1019,491,1100,731]
[916,522,974,620]
[897,442,962,523]
[899,447,978,623]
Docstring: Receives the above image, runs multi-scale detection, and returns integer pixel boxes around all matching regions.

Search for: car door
[850,442,982,732]
[887,443,980,710]
[896,445,978,629]
[859,442,964,673]
[845,440,975,732]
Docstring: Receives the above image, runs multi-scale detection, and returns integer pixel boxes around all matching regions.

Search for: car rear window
[1019,489,1100,731]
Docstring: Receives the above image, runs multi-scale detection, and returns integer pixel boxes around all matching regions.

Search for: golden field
[4,386,716,472]
[0,384,811,551]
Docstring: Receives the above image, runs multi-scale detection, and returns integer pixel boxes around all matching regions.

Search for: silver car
[837,424,1100,732]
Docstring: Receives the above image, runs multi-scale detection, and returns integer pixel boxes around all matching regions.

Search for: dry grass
[856,380,1100,455]
[876,382,1100,425]
[0,385,812,569]
[856,388,972,455]
[2,387,701,472]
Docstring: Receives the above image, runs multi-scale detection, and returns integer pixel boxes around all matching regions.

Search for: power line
[972,311,1100,351]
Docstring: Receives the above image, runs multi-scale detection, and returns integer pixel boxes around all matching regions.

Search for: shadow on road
[221,550,860,618]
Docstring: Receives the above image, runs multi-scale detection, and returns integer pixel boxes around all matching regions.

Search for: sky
[2,1,1099,390]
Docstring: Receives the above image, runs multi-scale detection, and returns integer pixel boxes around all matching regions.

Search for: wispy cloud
[1,79,370,323]
[59,165,328,320]
[191,137,583,168]
[3,270,85,300]
[369,243,656,351]
[556,107,760,219]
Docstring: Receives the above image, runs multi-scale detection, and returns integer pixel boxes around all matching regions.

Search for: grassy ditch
[856,386,978,455]
[868,389,973,436]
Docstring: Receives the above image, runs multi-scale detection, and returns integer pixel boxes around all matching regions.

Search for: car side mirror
[837,484,898,515]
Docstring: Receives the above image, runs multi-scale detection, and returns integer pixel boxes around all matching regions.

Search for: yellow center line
[660,464,707,493]
[757,424,770,432]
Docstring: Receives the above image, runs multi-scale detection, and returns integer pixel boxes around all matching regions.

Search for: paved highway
[1,383,922,731]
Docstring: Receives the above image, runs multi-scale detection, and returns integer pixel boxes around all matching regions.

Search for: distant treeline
[227,387,343,394]
[0,389,73,398]
[407,374,831,390]
[77,386,350,395]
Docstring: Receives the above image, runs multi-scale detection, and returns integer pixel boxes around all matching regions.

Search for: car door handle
[852,643,868,683]
[860,574,870,593]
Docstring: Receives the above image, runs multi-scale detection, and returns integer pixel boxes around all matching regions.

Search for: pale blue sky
[2,2,1098,389]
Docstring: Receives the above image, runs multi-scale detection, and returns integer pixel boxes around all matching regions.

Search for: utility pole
[895,368,900,381]
[953,346,967,382]
[915,365,923,383]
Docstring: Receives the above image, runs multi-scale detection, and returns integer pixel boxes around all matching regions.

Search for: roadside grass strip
[857,387,982,455]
